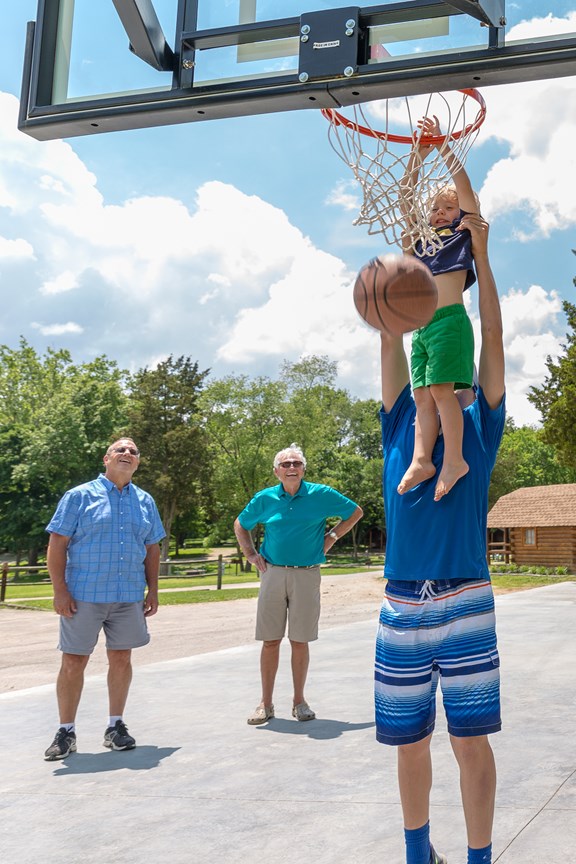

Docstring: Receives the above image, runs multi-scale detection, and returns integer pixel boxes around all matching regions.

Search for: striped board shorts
[375,578,501,746]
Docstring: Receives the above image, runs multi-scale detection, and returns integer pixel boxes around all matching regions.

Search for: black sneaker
[103,719,136,751]
[430,846,447,864]
[44,727,77,761]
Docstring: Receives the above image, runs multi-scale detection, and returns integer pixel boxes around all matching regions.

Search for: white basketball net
[323,89,486,254]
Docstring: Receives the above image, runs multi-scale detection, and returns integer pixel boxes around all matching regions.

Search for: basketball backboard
[19,1,576,140]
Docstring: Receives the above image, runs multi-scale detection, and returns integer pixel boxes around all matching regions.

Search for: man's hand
[53,587,77,618]
[459,212,489,258]
[246,551,267,574]
[144,589,159,617]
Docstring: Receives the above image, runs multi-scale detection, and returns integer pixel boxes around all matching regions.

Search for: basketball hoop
[322,89,486,253]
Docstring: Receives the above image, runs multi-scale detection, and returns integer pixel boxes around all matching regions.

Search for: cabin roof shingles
[487,484,576,528]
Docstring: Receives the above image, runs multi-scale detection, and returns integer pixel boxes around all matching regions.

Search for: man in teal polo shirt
[234,443,363,726]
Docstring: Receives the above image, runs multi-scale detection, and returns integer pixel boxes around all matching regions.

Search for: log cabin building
[487,484,576,570]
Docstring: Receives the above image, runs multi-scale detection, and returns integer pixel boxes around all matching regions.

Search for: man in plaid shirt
[43,437,165,761]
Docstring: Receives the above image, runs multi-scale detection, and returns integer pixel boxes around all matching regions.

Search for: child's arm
[399,118,438,251]
[432,116,479,215]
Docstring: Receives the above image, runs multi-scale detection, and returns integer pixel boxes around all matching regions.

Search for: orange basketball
[353,254,438,336]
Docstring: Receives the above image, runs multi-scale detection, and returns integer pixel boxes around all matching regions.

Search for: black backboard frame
[18,0,576,140]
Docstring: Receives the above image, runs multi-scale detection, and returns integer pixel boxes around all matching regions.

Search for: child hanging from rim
[398,115,480,501]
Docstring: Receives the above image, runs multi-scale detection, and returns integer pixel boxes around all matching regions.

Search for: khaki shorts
[255,565,321,643]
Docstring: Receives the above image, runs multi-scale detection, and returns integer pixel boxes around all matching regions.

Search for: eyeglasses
[111,446,140,456]
[278,460,304,469]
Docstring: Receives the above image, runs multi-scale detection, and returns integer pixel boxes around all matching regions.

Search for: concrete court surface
[0,582,575,864]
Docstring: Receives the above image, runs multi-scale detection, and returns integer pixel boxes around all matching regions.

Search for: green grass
[1,583,54,599]
[4,587,261,610]
[157,588,260,605]
[4,568,572,611]
[490,574,571,591]
[1,564,381,602]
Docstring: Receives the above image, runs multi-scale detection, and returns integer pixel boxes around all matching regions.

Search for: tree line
[1,298,575,564]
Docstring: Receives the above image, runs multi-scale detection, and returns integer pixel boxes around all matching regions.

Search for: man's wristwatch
[328,531,338,540]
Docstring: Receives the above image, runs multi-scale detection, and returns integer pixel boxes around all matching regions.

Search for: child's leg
[397,387,439,495]
[430,382,469,500]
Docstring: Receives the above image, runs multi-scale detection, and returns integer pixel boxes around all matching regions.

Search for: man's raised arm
[461,214,505,409]
[380,331,410,413]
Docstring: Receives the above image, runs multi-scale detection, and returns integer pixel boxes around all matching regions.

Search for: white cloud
[40,271,79,295]
[0,93,100,217]
[0,89,570,427]
[31,321,84,336]
[218,245,354,361]
[0,236,34,259]
[325,180,361,212]
[470,283,565,425]
[506,10,576,40]
[477,13,576,234]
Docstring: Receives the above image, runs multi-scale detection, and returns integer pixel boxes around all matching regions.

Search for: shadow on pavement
[49,745,181,776]
[255,718,375,739]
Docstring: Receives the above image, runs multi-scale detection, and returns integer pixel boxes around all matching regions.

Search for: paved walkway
[1,583,574,864]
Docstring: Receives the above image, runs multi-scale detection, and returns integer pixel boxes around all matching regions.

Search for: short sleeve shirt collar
[98,473,132,495]
[278,480,308,499]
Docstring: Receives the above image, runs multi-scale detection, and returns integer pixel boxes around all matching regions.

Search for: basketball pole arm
[111,0,174,72]
[442,1,505,28]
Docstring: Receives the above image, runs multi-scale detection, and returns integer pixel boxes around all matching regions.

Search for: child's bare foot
[434,460,469,501]
[397,460,436,495]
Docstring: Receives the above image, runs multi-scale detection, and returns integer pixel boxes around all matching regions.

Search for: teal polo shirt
[238,481,358,567]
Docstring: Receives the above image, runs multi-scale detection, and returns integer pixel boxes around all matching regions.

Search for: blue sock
[404,822,431,864]
[468,843,492,864]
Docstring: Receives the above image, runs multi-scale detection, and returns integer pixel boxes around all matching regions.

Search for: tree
[322,451,383,558]
[127,355,209,559]
[337,397,386,547]
[279,356,351,479]
[489,417,576,507]
[199,374,287,558]
[343,398,383,461]
[279,355,338,391]
[528,297,576,468]
[0,340,128,561]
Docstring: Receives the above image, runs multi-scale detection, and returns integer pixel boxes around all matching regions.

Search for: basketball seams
[371,261,390,332]
[353,255,437,336]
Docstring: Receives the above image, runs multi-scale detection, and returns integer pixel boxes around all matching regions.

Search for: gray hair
[273,443,307,469]
[106,437,138,456]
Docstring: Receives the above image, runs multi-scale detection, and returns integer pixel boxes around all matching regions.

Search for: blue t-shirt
[238,481,358,567]
[416,210,476,291]
[46,474,166,602]
[380,385,505,582]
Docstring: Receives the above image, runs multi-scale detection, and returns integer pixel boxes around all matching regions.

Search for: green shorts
[411,303,474,390]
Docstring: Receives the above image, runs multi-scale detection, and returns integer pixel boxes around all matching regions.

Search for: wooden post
[217,554,224,590]
[1,562,8,602]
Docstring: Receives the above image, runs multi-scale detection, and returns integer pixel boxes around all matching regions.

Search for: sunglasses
[111,446,140,456]
[278,460,304,469]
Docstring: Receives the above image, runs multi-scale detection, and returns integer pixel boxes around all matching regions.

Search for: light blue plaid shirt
[46,474,166,603]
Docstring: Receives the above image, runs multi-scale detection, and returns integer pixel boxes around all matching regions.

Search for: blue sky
[1,1,576,425]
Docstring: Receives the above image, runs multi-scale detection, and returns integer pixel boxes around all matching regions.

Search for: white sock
[108,715,122,728]
[60,723,75,732]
